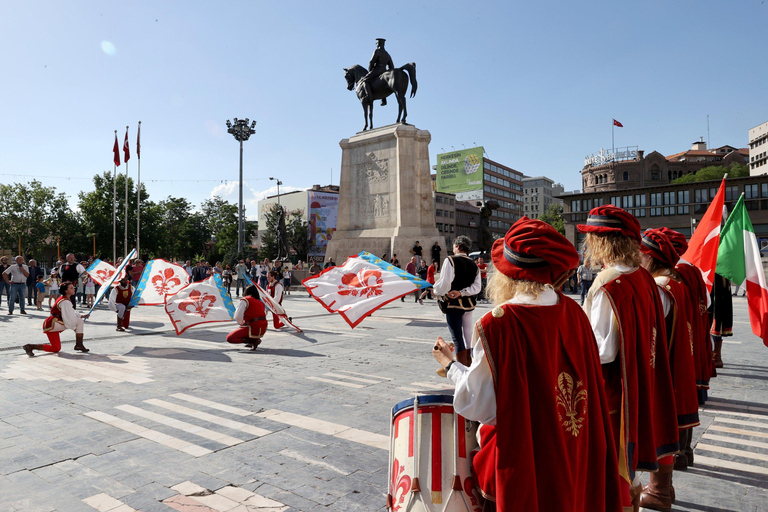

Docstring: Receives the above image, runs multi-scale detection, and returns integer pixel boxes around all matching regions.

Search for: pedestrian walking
[235,259,248,296]
[3,256,30,315]
[418,260,437,303]
[283,268,291,296]
[410,241,423,267]
[577,259,594,306]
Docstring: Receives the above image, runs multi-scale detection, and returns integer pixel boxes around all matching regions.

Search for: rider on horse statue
[361,38,394,107]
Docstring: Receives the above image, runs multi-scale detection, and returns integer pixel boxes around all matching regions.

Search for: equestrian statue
[344,38,417,131]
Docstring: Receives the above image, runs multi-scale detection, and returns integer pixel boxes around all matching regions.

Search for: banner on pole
[87,249,136,317]
[129,259,190,306]
[165,274,236,335]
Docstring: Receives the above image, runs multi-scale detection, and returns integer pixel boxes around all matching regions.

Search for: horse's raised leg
[362,101,368,131]
[395,91,406,124]
[369,103,374,130]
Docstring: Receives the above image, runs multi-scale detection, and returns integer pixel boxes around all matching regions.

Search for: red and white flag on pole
[86,258,127,285]
[255,282,302,332]
[680,175,727,293]
[113,132,121,166]
[165,275,235,335]
[613,119,623,127]
[123,127,130,163]
[129,259,190,306]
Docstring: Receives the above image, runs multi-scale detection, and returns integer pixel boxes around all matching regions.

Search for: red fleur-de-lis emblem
[152,268,182,295]
[391,458,411,511]
[337,269,384,298]
[96,269,115,282]
[178,289,217,318]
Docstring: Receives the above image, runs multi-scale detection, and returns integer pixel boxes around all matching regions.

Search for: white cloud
[209,181,305,221]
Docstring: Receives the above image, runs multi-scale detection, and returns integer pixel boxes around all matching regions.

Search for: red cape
[676,263,714,388]
[474,294,623,512]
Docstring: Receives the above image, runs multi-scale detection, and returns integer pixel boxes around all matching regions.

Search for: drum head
[392,394,453,416]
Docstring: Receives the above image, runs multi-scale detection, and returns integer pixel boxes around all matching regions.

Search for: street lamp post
[269,177,283,207]
[88,233,96,258]
[226,118,257,255]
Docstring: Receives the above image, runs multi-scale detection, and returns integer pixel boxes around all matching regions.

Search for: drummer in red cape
[24,281,90,356]
[638,228,700,507]
[109,275,133,332]
[578,205,679,512]
[432,217,624,512]
[266,270,284,329]
[227,284,268,350]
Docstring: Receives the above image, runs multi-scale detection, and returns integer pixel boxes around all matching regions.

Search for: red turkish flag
[113,133,121,167]
[123,128,130,163]
[613,119,623,127]
[680,176,727,293]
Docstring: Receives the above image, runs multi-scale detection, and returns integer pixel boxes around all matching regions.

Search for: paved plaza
[0,291,767,511]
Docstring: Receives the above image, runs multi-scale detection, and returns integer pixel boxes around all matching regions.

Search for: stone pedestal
[325,124,445,266]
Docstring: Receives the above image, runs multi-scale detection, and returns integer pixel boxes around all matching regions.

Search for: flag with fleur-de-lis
[129,259,190,306]
[86,258,127,286]
[165,274,236,335]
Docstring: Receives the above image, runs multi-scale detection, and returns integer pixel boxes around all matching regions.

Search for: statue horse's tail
[399,62,417,98]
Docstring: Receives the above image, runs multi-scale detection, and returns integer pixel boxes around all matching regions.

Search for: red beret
[491,217,579,284]
[577,204,641,242]
[657,227,688,254]
[640,229,680,268]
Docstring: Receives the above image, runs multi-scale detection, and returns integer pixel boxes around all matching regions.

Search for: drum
[387,394,485,512]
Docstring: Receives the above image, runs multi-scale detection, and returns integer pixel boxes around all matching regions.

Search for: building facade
[522,176,563,218]
[560,175,768,250]
[481,158,525,238]
[749,121,768,176]
[581,141,747,193]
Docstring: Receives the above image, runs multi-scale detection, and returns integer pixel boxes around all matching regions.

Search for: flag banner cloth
[123,128,130,162]
[243,276,302,332]
[87,249,136,317]
[681,176,727,293]
[113,133,121,166]
[165,274,235,335]
[303,251,433,328]
[129,259,190,306]
[86,259,127,286]
[613,119,623,127]
[716,195,768,347]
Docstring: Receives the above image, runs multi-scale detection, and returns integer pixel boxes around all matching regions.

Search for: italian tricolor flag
[716,195,768,347]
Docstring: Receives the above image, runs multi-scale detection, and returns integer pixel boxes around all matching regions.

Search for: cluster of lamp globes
[225,118,257,141]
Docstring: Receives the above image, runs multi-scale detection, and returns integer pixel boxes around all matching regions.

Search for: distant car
[468,251,490,261]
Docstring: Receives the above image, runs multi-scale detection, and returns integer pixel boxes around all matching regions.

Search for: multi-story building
[581,141,747,193]
[749,121,768,176]
[560,175,768,251]
[434,189,456,244]
[455,201,481,251]
[522,176,563,218]
[481,158,525,238]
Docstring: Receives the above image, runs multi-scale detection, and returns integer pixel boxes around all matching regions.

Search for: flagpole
[113,130,117,264]
[612,119,615,156]
[136,121,141,259]
[124,126,129,257]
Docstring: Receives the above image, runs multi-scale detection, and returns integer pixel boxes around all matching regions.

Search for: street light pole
[226,118,257,256]
[269,177,283,207]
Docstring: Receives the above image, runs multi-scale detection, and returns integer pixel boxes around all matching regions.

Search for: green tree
[159,197,211,261]
[539,202,565,235]
[287,209,309,260]
[201,196,239,261]
[672,162,750,184]
[260,203,281,260]
[0,180,73,261]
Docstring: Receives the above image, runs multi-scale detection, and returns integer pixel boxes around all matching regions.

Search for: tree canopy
[671,162,749,184]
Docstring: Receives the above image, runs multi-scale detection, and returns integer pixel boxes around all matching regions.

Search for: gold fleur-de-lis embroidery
[650,327,657,369]
[687,322,694,356]
[555,372,588,437]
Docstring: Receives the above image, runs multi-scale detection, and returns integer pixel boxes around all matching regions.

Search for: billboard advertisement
[308,191,339,259]
[436,147,484,200]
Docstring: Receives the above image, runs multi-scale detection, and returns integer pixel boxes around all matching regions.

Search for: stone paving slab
[1,293,768,510]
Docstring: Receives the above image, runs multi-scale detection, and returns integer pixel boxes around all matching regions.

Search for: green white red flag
[716,195,768,347]
[680,176,727,293]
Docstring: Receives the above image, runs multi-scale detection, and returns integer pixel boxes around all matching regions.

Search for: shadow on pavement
[126,321,166,329]
[125,345,232,363]
[720,363,768,374]
[715,371,768,382]
[56,352,130,364]
[701,396,768,410]
[237,347,324,358]
[674,499,744,512]
[685,464,768,490]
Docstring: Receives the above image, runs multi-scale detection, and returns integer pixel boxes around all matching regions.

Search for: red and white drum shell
[388,394,484,512]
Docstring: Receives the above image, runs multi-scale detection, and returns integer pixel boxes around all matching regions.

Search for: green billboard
[436,147,484,196]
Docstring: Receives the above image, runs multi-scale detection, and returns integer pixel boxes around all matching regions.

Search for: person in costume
[266,270,284,329]
[432,217,623,512]
[227,285,268,350]
[24,281,89,356]
[109,276,134,332]
[578,205,679,512]
[657,227,712,409]
[433,235,481,367]
[709,273,732,370]
[639,229,701,503]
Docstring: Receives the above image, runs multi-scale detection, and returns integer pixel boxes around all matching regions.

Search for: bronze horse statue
[344,63,417,131]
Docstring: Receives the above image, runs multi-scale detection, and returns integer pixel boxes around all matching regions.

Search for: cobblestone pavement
[0,292,767,511]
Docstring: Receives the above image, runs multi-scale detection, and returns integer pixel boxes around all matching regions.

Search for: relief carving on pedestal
[357,193,390,219]
[363,152,389,183]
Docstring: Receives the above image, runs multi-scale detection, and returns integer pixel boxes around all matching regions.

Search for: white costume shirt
[108,284,134,312]
[587,263,635,364]
[234,299,248,325]
[653,275,672,317]
[60,299,85,330]
[269,282,284,304]
[446,288,560,426]
[433,255,482,297]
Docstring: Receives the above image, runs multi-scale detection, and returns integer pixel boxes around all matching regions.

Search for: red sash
[475,294,622,512]
[42,296,67,332]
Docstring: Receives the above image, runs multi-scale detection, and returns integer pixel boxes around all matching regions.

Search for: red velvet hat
[640,229,680,268]
[657,227,688,254]
[577,205,641,242]
[491,217,579,284]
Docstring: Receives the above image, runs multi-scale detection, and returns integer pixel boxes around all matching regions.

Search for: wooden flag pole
[124,126,129,257]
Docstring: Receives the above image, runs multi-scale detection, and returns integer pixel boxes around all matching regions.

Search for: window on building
[436,223,442,231]
[663,191,676,216]
[449,211,454,218]
[622,196,634,209]
[449,198,454,206]
[650,193,662,216]
[436,210,443,217]
[572,200,581,212]
[436,196,443,203]
[610,196,620,206]
[677,190,689,215]
[449,225,454,233]
[745,184,759,210]
[725,186,739,201]
[623,171,629,181]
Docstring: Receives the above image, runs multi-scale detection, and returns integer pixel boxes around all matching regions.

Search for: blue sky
[1,1,766,219]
